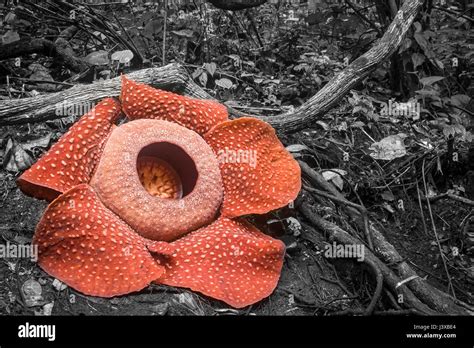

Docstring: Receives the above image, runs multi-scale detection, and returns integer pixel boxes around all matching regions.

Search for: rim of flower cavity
[90,119,223,242]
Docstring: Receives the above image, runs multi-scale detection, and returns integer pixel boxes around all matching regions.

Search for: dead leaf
[2,30,20,45]
[369,134,407,161]
[84,50,109,66]
[171,29,194,38]
[111,50,134,64]
[21,279,44,307]
[381,191,395,202]
[4,138,34,172]
[322,169,347,190]
[215,78,233,89]
[286,144,310,153]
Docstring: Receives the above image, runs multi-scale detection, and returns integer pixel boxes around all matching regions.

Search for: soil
[1,165,472,316]
[0,120,472,315]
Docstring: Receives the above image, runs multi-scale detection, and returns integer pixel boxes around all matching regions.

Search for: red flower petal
[17,98,121,201]
[34,184,169,297]
[205,117,301,218]
[157,217,285,308]
[120,75,228,135]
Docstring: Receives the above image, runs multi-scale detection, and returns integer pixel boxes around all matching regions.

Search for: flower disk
[90,119,224,242]
[18,76,302,308]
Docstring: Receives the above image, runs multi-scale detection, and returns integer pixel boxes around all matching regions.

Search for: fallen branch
[257,0,425,132]
[423,192,474,207]
[298,198,438,315]
[0,38,90,73]
[0,64,210,126]
[303,184,373,250]
[298,161,472,315]
[362,257,383,315]
[0,0,424,132]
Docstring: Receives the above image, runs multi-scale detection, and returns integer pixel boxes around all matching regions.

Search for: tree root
[298,161,473,315]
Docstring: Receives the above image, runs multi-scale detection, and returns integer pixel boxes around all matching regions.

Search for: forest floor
[0,120,472,316]
[0,0,473,316]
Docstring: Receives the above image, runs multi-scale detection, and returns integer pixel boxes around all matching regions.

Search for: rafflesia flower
[17,76,301,308]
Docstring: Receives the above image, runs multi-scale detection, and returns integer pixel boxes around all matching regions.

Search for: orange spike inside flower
[157,217,285,308]
[34,184,172,297]
[120,75,228,135]
[137,156,183,199]
[205,117,301,218]
[17,98,122,201]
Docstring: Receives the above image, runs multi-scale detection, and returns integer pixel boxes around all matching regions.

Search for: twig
[6,75,12,100]
[245,9,264,48]
[421,159,456,298]
[0,38,90,72]
[162,0,168,66]
[232,11,260,49]
[227,105,281,112]
[183,63,243,82]
[384,289,402,310]
[298,198,438,315]
[408,260,473,300]
[112,13,142,66]
[423,192,474,207]
[303,185,374,250]
[445,102,474,117]
[8,77,74,87]
[344,0,381,35]
[432,5,474,23]
[299,163,470,314]
[362,257,383,315]
[86,1,129,6]
[330,308,426,315]
[319,276,355,297]
[416,181,429,236]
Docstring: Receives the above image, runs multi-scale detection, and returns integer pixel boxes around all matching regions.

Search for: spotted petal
[205,117,301,218]
[17,98,121,201]
[120,76,228,135]
[156,217,285,308]
[34,184,172,297]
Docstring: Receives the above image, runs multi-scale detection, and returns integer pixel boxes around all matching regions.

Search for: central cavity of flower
[137,157,182,199]
[135,142,199,201]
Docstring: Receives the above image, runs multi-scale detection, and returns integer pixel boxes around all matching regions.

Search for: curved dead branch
[0,0,424,131]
